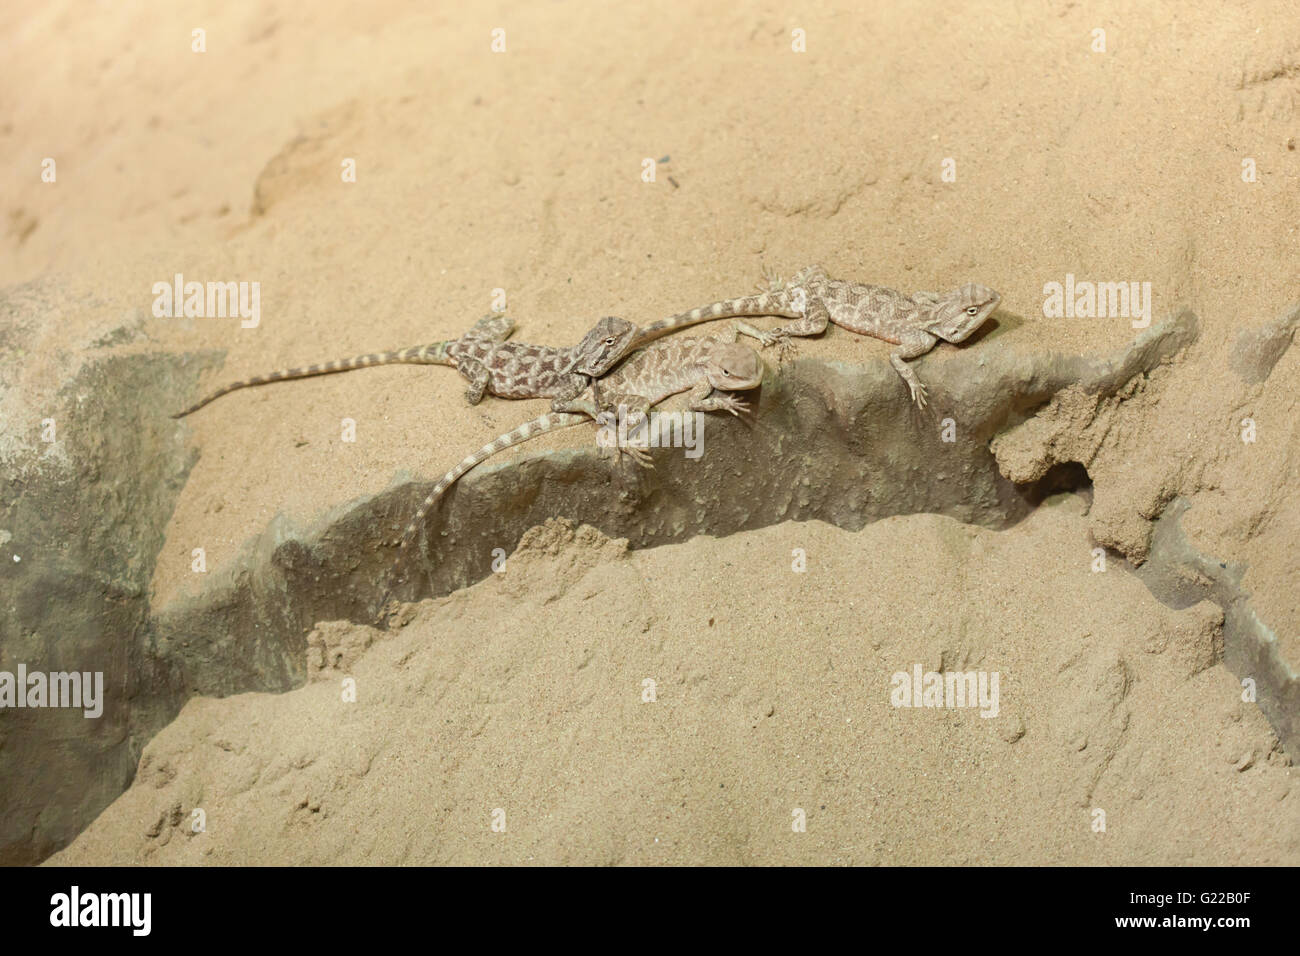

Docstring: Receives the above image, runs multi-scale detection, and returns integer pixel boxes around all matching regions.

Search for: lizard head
[705,343,765,392]
[574,316,639,376]
[922,283,1001,343]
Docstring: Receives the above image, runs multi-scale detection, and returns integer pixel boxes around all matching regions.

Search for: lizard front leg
[549,373,592,413]
[686,379,749,416]
[889,329,940,408]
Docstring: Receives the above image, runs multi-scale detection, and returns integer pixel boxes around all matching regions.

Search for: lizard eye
[604,337,615,345]
[966,306,979,315]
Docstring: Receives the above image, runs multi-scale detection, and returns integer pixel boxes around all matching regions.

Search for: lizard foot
[908,380,928,409]
[598,440,654,470]
[619,443,655,469]
[749,328,798,364]
[754,264,785,294]
[710,393,750,417]
[773,336,799,364]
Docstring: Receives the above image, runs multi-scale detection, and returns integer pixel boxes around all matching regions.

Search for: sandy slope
[51,503,1298,865]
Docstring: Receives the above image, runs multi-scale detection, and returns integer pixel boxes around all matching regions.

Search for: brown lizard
[172,313,639,417]
[382,331,764,603]
[636,265,1001,408]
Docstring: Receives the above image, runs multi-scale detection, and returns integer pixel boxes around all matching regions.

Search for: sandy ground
[4,1,1299,863]
[49,504,1299,865]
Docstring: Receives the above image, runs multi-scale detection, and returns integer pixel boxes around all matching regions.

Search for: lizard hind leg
[620,408,656,470]
[595,395,656,470]
[735,297,829,364]
[466,313,516,343]
[615,442,655,469]
[458,358,492,405]
[754,263,786,294]
[595,421,655,470]
[733,321,799,365]
[790,263,829,286]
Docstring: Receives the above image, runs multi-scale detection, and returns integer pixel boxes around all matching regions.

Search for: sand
[3,1,1298,864]
[49,505,1299,865]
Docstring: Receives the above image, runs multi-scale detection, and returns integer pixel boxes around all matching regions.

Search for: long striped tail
[378,411,591,616]
[633,289,804,346]
[172,342,454,418]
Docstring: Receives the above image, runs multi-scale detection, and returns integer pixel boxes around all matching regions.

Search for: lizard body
[641,265,1001,407]
[172,313,639,417]
[387,332,764,588]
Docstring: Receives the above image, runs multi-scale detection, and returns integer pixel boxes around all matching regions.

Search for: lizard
[381,331,765,607]
[171,313,640,418]
[633,264,1001,408]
